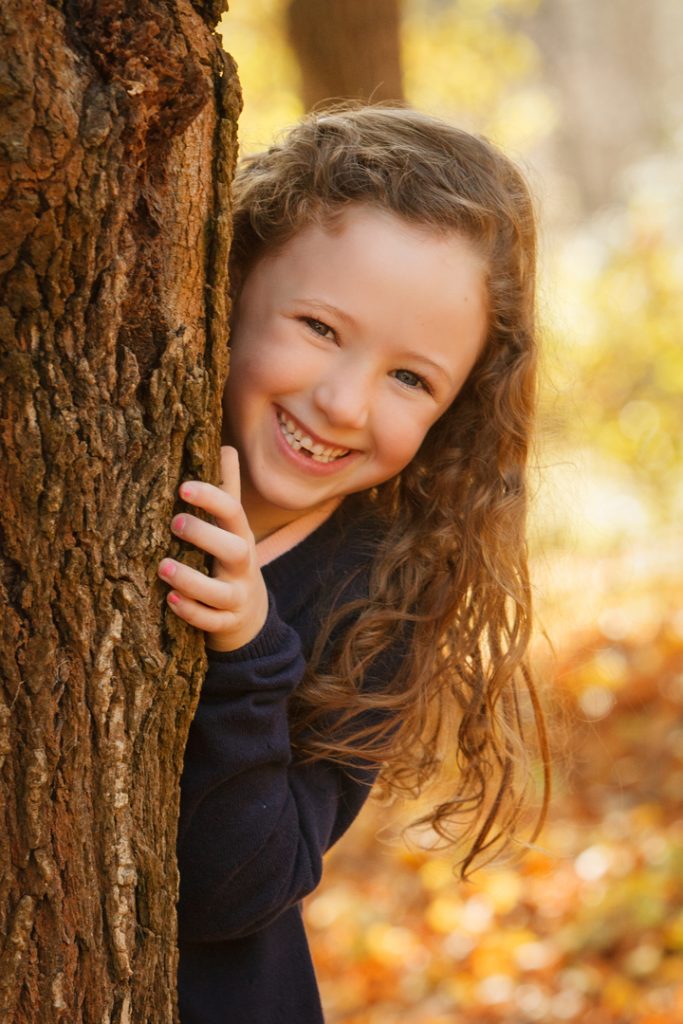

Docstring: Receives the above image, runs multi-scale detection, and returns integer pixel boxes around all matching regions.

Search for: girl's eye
[302,317,335,340]
[392,368,431,393]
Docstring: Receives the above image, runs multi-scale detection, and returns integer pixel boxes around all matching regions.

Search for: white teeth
[276,411,349,463]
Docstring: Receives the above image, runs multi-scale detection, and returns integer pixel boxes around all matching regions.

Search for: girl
[159,105,549,1023]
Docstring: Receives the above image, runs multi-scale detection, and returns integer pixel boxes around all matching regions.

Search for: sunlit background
[220,3,683,1020]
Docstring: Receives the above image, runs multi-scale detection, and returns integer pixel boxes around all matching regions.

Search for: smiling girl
[159,105,549,1023]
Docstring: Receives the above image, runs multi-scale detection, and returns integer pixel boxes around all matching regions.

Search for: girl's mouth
[276,410,351,464]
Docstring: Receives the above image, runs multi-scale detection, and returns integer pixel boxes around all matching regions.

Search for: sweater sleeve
[176,594,376,944]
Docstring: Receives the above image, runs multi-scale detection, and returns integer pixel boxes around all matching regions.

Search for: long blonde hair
[230,105,549,873]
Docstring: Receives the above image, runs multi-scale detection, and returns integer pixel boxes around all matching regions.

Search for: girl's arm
[176,610,376,943]
[159,449,378,943]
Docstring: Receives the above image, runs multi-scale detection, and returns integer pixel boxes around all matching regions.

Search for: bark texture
[0,1,240,1020]
[287,0,404,109]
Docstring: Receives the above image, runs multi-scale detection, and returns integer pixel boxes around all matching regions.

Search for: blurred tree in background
[220,3,683,1021]
[287,0,403,108]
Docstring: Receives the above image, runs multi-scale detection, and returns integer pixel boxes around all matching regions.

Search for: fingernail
[168,592,180,605]
[171,515,185,534]
[159,559,176,579]
[179,483,195,501]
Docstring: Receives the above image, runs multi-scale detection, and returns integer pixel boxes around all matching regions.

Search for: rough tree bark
[0,1,240,1021]
[286,0,404,109]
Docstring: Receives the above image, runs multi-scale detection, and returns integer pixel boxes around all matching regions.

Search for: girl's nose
[312,372,371,431]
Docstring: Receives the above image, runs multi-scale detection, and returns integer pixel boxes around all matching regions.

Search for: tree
[0,1,240,1020]
[525,0,683,215]
[286,0,404,109]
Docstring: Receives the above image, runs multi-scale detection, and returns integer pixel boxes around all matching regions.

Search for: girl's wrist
[205,620,266,653]
[204,591,270,653]
[204,591,299,664]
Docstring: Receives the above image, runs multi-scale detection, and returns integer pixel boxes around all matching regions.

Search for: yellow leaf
[477,869,524,913]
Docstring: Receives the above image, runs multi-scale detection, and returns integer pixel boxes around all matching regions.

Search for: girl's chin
[250,481,345,515]
[249,478,350,520]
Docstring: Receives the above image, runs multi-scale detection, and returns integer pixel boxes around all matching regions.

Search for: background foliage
[221,3,683,1020]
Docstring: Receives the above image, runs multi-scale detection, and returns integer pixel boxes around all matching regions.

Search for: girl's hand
[158,446,269,652]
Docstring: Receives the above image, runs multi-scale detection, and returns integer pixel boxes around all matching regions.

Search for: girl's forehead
[262,204,485,275]
[240,210,489,332]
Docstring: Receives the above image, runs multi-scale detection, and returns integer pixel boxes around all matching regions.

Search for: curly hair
[229,105,550,874]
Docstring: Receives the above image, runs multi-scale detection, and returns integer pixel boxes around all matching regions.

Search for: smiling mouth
[276,410,351,464]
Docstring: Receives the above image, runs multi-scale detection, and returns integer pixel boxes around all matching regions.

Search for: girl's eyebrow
[295,299,358,328]
[409,355,454,387]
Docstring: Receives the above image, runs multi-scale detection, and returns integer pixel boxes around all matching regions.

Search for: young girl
[159,105,549,1023]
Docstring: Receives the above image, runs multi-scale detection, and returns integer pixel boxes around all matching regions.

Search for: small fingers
[158,558,240,610]
[171,514,250,568]
[165,590,238,634]
[177,480,250,540]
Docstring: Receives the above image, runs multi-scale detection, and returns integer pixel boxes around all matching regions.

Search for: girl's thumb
[219,445,241,504]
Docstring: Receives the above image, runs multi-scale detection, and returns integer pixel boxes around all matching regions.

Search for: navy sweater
[177,505,393,1023]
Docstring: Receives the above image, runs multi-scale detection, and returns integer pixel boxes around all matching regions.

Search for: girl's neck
[254,496,342,567]
[242,476,341,543]
[242,483,306,543]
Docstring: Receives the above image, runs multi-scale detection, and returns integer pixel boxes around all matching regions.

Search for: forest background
[222,2,683,1022]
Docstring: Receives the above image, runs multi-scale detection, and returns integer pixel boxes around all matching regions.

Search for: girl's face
[223,205,487,539]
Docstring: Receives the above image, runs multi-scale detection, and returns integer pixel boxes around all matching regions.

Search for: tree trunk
[286,0,404,109]
[0,2,240,1021]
